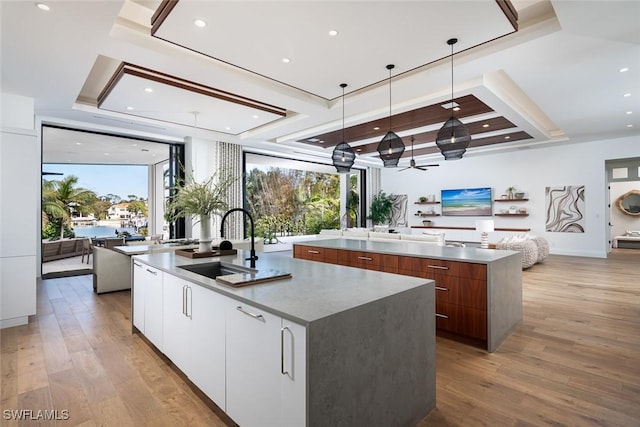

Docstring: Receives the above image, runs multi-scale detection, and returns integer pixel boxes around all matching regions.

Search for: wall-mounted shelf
[415,201,441,205]
[412,225,531,232]
[495,213,529,217]
[494,198,528,202]
[414,213,440,217]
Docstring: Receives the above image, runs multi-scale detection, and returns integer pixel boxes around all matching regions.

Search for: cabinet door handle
[281,326,291,376]
[236,306,264,321]
[186,286,192,319]
[182,285,187,316]
[133,262,142,268]
[428,265,448,270]
[435,286,449,291]
[435,313,449,319]
[146,268,158,275]
[357,256,373,261]
[307,250,320,254]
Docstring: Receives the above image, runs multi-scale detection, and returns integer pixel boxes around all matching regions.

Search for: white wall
[381,136,640,258]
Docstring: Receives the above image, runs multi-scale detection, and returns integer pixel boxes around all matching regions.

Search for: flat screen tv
[441,187,493,216]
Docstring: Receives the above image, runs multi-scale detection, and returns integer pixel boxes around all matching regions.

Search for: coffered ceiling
[1,0,638,167]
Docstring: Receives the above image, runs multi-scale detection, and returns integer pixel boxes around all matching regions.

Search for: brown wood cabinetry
[295,244,490,343]
[293,245,338,264]
[337,249,398,273]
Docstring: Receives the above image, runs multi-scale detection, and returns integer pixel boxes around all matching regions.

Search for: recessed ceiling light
[224,126,231,131]
[356,148,362,152]
[104,153,110,156]
[132,143,138,147]
[282,57,291,64]
[319,140,324,143]
[504,135,511,140]
[308,138,320,142]
[328,30,338,36]
[482,124,490,128]
[152,153,157,156]
[453,107,461,112]
[626,111,633,115]
[193,19,207,28]
[252,114,259,119]
[75,142,82,145]
[373,127,380,131]
[627,124,633,128]
[624,93,631,97]
[144,87,153,93]
[35,3,50,11]
[620,67,629,73]
[126,106,134,110]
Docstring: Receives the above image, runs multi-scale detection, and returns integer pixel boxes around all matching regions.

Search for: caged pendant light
[436,38,471,160]
[332,83,355,173]
[377,64,405,167]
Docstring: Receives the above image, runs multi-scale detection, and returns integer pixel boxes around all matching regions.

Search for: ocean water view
[73,225,138,238]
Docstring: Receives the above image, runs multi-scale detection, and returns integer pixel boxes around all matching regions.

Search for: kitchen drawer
[294,245,338,264]
[398,257,459,278]
[435,277,487,310]
[338,250,398,273]
[457,262,487,280]
[435,301,487,340]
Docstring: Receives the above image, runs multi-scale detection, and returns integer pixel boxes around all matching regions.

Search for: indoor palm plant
[367,191,393,226]
[165,171,236,252]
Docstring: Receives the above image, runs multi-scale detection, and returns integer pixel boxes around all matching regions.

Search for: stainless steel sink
[177,261,291,287]
[178,261,252,280]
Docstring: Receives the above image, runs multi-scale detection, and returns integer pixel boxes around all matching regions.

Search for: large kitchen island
[131,250,435,427]
[294,238,522,353]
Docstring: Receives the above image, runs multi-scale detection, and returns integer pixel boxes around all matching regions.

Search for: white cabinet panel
[226,301,306,427]
[132,261,146,332]
[226,302,282,427]
[0,131,37,258]
[162,274,228,410]
[0,256,36,321]
[132,261,163,351]
[280,318,306,427]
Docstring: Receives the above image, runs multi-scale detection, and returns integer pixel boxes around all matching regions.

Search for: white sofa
[318,229,446,246]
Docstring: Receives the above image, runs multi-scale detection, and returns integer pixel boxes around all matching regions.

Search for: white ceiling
[1,0,638,168]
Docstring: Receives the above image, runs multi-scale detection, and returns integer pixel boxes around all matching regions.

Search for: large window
[244,153,363,240]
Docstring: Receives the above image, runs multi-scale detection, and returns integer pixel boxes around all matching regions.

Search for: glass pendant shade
[436,116,471,160]
[332,141,355,173]
[377,131,405,167]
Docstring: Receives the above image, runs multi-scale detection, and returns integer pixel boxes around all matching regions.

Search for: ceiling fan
[399,137,439,172]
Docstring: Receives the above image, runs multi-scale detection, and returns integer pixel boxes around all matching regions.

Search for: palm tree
[42,175,96,239]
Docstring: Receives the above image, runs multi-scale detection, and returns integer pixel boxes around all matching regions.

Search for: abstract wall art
[545,185,585,232]
[389,194,408,227]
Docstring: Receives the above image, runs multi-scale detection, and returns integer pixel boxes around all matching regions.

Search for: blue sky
[43,164,148,199]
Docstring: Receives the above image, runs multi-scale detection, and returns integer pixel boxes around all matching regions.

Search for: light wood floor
[1,250,639,426]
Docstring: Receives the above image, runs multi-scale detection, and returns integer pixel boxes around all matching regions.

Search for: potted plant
[367,191,393,226]
[506,186,517,199]
[165,170,236,252]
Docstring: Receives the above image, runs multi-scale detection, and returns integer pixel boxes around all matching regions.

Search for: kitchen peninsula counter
[294,238,522,352]
[132,250,435,427]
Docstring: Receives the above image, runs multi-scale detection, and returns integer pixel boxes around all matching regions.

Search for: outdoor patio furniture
[81,238,93,264]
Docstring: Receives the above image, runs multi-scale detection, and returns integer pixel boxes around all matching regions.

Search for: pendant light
[436,38,471,160]
[332,83,355,173]
[377,64,405,167]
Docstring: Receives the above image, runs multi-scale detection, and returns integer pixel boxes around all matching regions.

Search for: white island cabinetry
[162,273,227,410]
[132,250,435,427]
[226,302,306,427]
[132,260,163,351]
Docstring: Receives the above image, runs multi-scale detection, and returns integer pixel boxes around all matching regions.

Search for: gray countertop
[294,238,519,264]
[114,243,198,256]
[134,250,432,325]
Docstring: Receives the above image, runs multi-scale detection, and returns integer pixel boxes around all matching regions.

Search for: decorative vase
[198,214,212,253]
